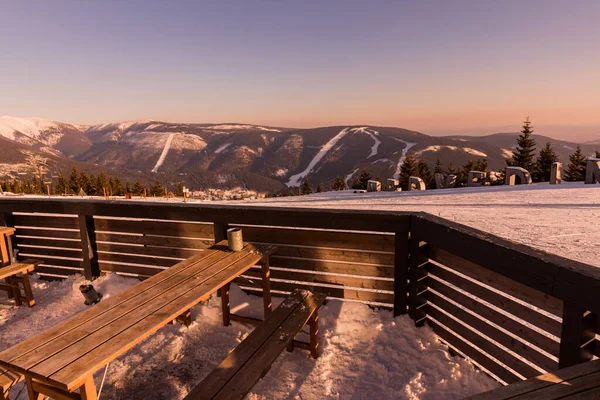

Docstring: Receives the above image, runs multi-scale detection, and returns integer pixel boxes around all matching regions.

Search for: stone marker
[386,179,399,191]
[585,158,600,184]
[409,176,426,191]
[550,162,562,185]
[467,171,486,187]
[434,173,446,189]
[446,174,457,188]
[367,180,381,192]
[505,167,532,185]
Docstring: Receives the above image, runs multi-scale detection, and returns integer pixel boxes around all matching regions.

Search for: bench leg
[4,278,14,299]
[21,274,35,307]
[309,312,319,359]
[220,283,230,327]
[7,278,22,307]
[261,257,272,319]
[79,375,97,400]
[176,309,192,327]
[25,377,44,400]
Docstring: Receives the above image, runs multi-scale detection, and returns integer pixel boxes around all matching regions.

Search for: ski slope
[393,139,417,179]
[352,127,381,158]
[287,127,351,187]
[151,133,175,172]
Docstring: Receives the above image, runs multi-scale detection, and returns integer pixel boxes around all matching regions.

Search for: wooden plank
[269,256,394,278]
[272,246,394,265]
[265,268,394,291]
[15,228,80,240]
[0,248,232,364]
[0,227,15,236]
[0,367,22,392]
[15,246,81,259]
[95,232,212,250]
[237,226,395,252]
[428,278,560,357]
[43,246,274,390]
[430,246,563,318]
[96,252,179,268]
[408,240,428,323]
[34,258,83,269]
[394,226,409,316]
[0,262,40,280]
[96,242,201,259]
[427,291,558,372]
[464,359,600,400]
[508,370,600,399]
[426,318,521,384]
[428,262,562,338]
[187,290,313,399]
[13,215,79,230]
[36,266,83,277]
[97,262,166,277]
[427,304,541,379]
[93,218,214,238]
[78,215,99,280]
[16,237,81,249]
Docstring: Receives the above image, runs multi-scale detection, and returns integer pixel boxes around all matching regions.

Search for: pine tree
[434,158,444,175]
[351,176,361,190]
[133,181,145,196]
[68,166,79,194]
[357,170,371,190]
[332,177,347,191]
[96,173,109,196]
[510,117,537,173]
[416,159,433,189]
[565,146,586,181]
[596,150,600,158]
[149,181,165,196]
[301,178,313,195]
[56,173,68,195]
[536,142,558,182]
[316,184,323,193]
[399,155,418,190]
[79,171,91,194]
[446,162,457,175]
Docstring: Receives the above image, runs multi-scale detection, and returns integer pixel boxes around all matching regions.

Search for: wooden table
[465,359,600,399]
[0,241,275,400]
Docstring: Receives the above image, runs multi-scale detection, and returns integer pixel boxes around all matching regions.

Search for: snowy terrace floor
[0,274,498,400]
[233,182,600,269]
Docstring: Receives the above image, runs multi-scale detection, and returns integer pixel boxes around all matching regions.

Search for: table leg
[220,283,230,327]
[261,256,272,319]
[79,375,98,400]
[8,277,22,306]
[176,309,192,327]
[4,278,14,299]
[25,377,44,400]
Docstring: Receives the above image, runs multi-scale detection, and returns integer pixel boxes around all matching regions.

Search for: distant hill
[1,116,598,191]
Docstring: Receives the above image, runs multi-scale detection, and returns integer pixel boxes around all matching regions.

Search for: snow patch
[287,127,351,187]
[206,124,281,132]
[151,133,175,172]
[275,168,288,177]
[345,168,359,185]
[214,143,231,154]
[351,127,381,158]
[415,145,487,158]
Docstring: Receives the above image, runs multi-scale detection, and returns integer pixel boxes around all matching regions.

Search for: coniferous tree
[301,178,313,195]
[96,173,109,196]
[56,173,68,195]
[351,176,361,190]
[399,155,418,190]
[446,162,457,175]
[434,158,444,175]
[565,146,586,181]
[133,181,145,196]
[316,184,323,193]
[596,150,600,158]
[536,142,558,182]
[357,170,372,190]
[149,181,165,196]
[332,177,347,191]
[79,171,91,194]
[416,159,434,189]
[68,166,79,194]
[510,117,537,173]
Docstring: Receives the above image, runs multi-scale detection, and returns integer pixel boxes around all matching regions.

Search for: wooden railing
[0,198,598,387]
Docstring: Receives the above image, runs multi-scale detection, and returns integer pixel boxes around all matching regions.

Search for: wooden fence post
[559,302,598,369]
[393,223,409,317]
[78,215,100,280]
[213,222,229,244]
[408,222,429,325]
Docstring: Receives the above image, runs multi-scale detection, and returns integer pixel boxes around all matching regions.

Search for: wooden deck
[0,241,275,399]
[465,359,600,399]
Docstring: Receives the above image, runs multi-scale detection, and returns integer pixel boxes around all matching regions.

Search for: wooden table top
[465,359,600,399]
[0,241,275,392]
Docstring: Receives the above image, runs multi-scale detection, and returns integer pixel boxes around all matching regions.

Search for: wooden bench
[0,368,22,400]
[0,227,41,307]
[185,289,326,400]
[465,359,600,399]
[0,241,275,400]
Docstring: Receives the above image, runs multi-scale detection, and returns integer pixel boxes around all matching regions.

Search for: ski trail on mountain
[351,127,381,158]
[345,168,359,185]
[151,133,175,173]
[287,127,350,187]
[393,139,417,179]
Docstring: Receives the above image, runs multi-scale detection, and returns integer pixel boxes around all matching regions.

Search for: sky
[1,0,599,141]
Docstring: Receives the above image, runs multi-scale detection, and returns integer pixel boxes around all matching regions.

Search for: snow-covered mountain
[1,117,598,191]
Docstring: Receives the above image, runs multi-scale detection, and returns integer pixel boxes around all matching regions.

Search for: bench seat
[0,259,41,307]
[185,289,326,400]
[0,367,22,400]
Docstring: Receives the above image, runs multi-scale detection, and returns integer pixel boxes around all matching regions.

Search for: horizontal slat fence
[2,200,600,390]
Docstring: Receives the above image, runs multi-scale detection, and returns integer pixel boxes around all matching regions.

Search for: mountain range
[1,116,598,192]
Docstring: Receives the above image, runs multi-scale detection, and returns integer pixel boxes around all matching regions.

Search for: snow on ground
[242,182,600,268]
[352,127,381,158]
[345,167,359,185]
[392,139,417,180]
[0,116,63,146]
[151,133,175,173]
[414,145,487,158]
[287,127,351,187]
[0,274,498,400]
[214,143,231,154]
[205,124,281,132]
